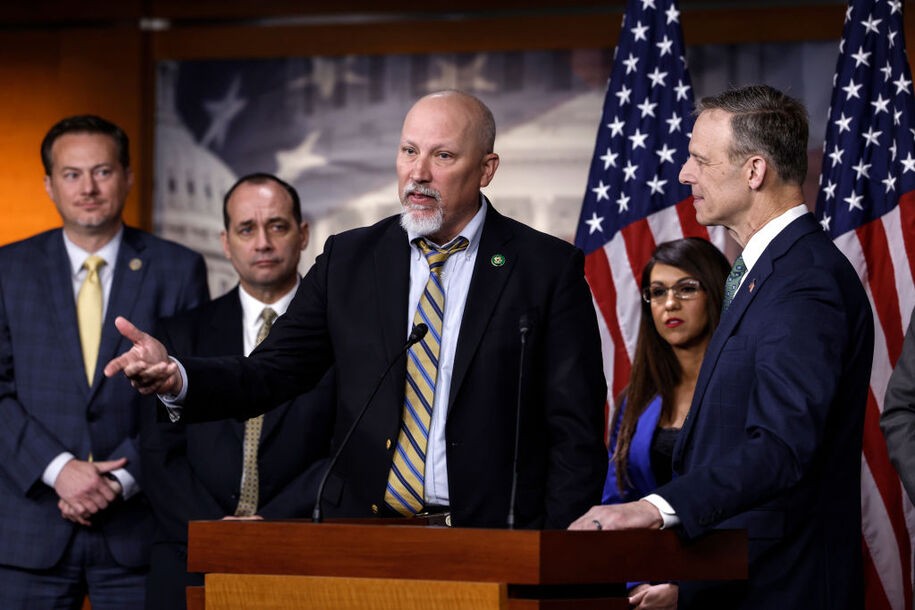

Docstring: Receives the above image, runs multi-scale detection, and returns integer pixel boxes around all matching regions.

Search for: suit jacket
[181,203,608,529]
[656,213,873,609]
[140,287,334,609]
[0,226,208,569]
[881,308,915,504]
[602,395,662,504]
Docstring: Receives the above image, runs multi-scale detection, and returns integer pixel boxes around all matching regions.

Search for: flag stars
[883,175,897,193]
[646,175,667,195]
[615,85,632,105]
[860,15,882,35]
[656,143,677,164]
[823,180,837,200]
[600,148,619,169]
[881,61,893,81]
[629,128,649,150]
[843,79,862,100]
[607,116,625,137]
[631,20,649,41]
[665,4,680,24]
[894,74,912,95]
[829,145,845,167]
[835,113,853,133]
[616,193,631,213]
[871,94,891,114]
[819,214,832,232]
[674,80,691,101]
[641,0,656,9]
[584,212,605,234]
[623,161,638,182]
[638,98,658,118]
[889,0,901,15]
[861,126,882,147]
[647,67,668,87]
[889,29,898,48]
[666,113,683,133]
[851,159,871,180]
[844,192,864,212]
[901,152,915,173]
[851,47,871,68]
[656,36,674,57]
[623,53,640,75]
[591,180,611,201]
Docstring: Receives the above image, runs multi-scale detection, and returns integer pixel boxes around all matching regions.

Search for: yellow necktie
[77,255,105,386]
[384,237,468,516]
[235,307,277,516]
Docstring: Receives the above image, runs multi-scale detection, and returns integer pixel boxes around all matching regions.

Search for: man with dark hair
[141,173,333,609]
[0,114,209,607]
[572,85,873,610]
[107,90,608,530]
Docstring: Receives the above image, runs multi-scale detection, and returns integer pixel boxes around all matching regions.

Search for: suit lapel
[449,204,517,410]
[208,289,250,441]
[42,231,88,395]
[373,220,412,372]
[673,213,820,468]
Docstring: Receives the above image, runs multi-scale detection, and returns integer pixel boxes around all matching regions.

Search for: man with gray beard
[106,90,607,529]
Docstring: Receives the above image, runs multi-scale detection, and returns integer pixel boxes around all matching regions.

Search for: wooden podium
[187,520,746,609]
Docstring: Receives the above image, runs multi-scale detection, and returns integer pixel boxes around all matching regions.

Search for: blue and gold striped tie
[385,236,469,516]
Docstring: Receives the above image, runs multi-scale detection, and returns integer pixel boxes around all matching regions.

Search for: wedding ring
[592,519,603,530]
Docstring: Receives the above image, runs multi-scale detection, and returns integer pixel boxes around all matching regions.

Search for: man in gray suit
[881,310,915,504]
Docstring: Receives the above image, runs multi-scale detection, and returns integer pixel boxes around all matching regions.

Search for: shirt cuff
[642,493,680,529]
[157,356,188,422]
[43,452,76,488]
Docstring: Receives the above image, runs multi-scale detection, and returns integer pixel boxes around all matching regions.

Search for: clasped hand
[55,457,125,526]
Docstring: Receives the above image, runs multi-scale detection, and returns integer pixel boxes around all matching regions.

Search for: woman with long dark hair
[604,237,730,609]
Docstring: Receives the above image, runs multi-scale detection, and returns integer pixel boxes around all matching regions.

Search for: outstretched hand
[104,316,182,396]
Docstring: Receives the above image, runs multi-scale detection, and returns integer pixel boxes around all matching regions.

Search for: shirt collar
[63,227,123,277]
[237,279,300,324]
[739,204,808,272]
[406,194,488,258]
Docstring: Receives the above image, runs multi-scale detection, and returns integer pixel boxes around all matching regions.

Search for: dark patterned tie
[384,237,469,516]
[235,307,277,516]
[723,255,747,311]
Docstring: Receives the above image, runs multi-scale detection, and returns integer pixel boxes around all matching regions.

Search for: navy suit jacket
[656,213,874,609]
[0,226,208,569]
[180,203,608,529]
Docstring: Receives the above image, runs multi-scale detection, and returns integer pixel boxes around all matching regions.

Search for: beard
[399,182,444,236]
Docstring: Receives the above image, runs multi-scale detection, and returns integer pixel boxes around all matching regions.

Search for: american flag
[574,0,725,432]
[815,0,915,608]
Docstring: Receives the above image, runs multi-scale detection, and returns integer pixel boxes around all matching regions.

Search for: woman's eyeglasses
[642,279,704,304]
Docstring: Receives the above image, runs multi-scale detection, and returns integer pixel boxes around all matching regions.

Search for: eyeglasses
[641,279,704,304]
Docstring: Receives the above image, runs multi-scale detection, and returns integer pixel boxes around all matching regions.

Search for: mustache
[401,182,442,203]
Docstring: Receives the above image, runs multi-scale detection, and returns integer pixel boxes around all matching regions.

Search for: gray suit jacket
[882,308,915,504]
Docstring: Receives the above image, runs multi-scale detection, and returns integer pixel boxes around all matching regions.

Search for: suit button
[371,504,379,514]
[385,438,392,450]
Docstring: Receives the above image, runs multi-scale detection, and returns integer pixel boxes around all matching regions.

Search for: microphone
[312,323,428,523]
[507,314,532,529]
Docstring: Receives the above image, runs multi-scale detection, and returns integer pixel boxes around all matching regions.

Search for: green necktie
[76,255,105,386]
[723,255,747,311]
[384,237,469,516]
[235,306,277,516]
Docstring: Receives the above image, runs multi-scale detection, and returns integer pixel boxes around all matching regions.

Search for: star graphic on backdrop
[424,55,497,92]
[200,76,248,149]
[274,131,328,182]
[287,57,367,100]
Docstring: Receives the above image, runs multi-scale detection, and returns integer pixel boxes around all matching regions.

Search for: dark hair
[695,84,808,186]
[612,238,730,493]
[222,172,302,229]
[41,115,130,175]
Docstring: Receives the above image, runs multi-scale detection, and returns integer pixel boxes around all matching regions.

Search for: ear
[299,221,309,251]
[479,153,500,188]
[220,230,231,260]
[43,175,54,201]
[125,167,135,190]
[747,156,767,190]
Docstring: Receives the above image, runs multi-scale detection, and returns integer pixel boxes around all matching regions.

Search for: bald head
[409,90,496,155]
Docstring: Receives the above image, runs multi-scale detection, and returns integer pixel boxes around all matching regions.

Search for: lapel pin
[129,258,142,271]
[748,279,756,293]
[490,254,505,267]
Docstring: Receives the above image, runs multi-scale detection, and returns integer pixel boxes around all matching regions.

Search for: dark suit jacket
[0,226,208,569]
[656,213,873,609]
[881,308,915,504]
[181,203,608,529]
[140,287,334,609]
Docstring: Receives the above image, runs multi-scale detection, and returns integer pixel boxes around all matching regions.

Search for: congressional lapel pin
[491,254,505,267]
[129,258,142,271]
